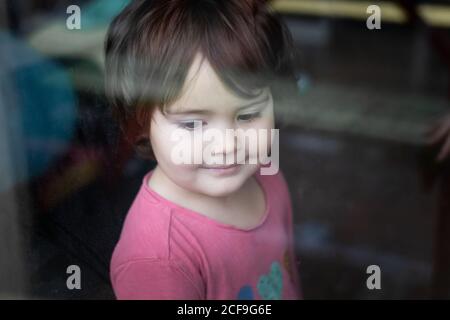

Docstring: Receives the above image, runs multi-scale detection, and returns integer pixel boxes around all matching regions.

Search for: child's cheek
[255,115,275,159]
[164,128,201,166]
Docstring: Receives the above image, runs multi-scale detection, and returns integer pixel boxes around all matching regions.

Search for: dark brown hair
[105,0,297,158]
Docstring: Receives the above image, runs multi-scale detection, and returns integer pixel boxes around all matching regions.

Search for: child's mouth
[200,163,242,175]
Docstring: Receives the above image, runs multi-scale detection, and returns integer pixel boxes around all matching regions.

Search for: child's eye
[237,112,261,122]
[177,120,205,130]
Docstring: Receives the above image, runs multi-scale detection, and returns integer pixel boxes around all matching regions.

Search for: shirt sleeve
[111,258,205,300]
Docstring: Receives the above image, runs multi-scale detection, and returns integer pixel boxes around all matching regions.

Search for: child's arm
[111,258,205,300]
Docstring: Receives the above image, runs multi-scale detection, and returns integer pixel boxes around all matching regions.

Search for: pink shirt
[110,169,302,300]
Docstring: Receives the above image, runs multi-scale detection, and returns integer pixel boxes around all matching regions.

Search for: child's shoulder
[111,177,174,267]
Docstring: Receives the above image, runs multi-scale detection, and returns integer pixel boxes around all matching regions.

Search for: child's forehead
[165,54,267,114]
[165,86,268,115]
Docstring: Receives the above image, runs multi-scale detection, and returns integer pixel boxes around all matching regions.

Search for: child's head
[105,0,296,196]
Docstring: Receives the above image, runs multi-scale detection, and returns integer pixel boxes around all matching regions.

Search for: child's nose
[217,129,237,157]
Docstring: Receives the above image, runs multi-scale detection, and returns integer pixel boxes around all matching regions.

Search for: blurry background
[0,0,449,299]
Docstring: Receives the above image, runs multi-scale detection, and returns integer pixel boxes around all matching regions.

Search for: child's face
[149,53,275,197]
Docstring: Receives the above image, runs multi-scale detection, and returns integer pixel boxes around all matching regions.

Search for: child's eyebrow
[167,95,270,115]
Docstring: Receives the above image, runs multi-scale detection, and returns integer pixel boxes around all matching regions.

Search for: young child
[105,0,301,299]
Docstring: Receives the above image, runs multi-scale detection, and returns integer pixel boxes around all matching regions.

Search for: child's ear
[135,134,155,160]
[135,133,150,148]
[121,106,151,147]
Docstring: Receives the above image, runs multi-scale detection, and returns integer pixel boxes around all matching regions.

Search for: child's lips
[201,164,239,169]
[200,163,243,175]
[200,155,250,175]
[201,155,250,169]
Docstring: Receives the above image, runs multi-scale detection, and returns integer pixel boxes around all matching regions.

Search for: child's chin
[198,176,247,197]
